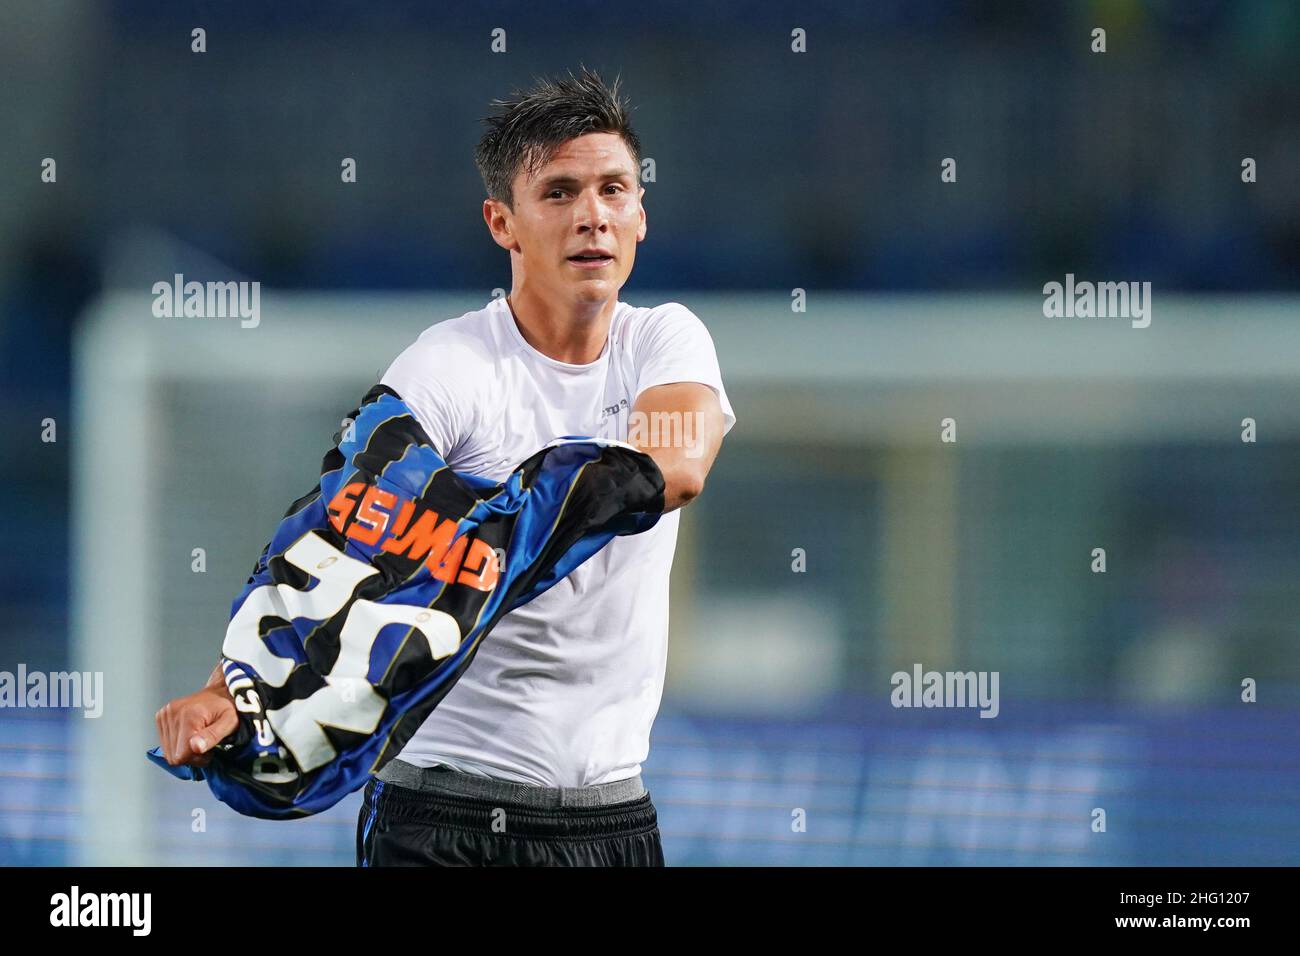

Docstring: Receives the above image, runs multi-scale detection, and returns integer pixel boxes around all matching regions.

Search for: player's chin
[565,265,625,292]
[566,274,615,296]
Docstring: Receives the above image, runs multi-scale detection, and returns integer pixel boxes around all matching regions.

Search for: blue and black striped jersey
[147,384,665,819]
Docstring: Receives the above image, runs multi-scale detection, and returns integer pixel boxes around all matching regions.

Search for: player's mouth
[567,249,615,269]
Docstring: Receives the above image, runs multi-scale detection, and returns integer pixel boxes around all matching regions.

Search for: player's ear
[637,187,647,242]
[483,198,521,253]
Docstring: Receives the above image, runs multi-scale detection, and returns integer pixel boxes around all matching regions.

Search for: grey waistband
[375,758,647,808]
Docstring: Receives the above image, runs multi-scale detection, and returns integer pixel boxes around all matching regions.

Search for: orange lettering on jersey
[429,531,469,584]
[456,538,499,592]
[379,509,457,563]
[326,482,365,533]
[347,486,397,546]
[389,500,416,538]
[356,493,486,589]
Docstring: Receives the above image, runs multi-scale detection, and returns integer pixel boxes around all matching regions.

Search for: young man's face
[486,132,646,308]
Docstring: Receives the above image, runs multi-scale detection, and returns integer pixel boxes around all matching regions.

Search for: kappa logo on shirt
[600,397,629,419]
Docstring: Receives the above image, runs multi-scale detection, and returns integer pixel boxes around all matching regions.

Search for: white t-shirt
[379,295,737,786]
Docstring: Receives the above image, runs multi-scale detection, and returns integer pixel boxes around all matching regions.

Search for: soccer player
[154,66,736,866]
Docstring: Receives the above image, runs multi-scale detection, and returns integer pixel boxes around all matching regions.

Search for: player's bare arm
[630,381,725,512]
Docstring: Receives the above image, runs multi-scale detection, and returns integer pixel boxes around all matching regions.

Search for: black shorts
[356,775,666,867]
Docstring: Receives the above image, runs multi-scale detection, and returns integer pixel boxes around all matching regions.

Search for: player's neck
[506,288,615,365]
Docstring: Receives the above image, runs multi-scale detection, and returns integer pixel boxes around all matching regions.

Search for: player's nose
[573,189,609,231]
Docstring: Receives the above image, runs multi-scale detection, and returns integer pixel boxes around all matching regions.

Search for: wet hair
[474,64,642,209]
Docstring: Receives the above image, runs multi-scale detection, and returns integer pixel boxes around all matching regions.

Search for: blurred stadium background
[2,1,1298,865]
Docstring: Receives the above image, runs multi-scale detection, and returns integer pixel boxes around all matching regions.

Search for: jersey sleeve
[631,302,737,436]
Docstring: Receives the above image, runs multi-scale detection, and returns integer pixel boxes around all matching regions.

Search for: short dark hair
[474,65,642,210]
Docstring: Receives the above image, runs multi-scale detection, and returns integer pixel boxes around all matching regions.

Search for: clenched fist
[154,665,238,767]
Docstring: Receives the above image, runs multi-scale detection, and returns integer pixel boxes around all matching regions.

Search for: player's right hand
[155,685,239,767]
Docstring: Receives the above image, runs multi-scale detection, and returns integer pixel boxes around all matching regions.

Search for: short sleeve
[379,332,477,460]
[632,303,737,436]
